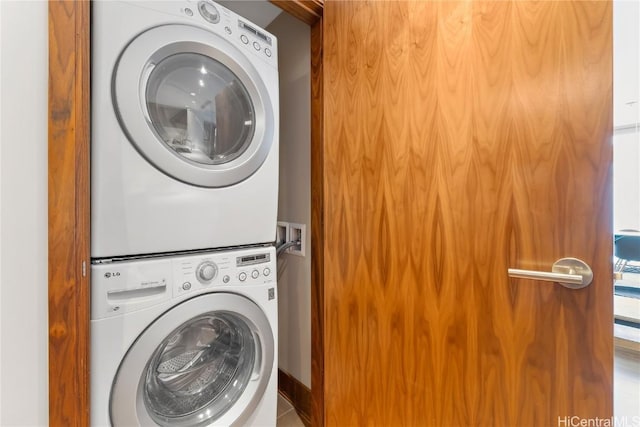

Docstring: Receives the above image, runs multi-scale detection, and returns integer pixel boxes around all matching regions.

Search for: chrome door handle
[508,257,593,289]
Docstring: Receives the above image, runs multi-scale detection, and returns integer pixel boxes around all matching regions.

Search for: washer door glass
[146,53,255,166]
[143,312,257,426]
[110,292,274,427]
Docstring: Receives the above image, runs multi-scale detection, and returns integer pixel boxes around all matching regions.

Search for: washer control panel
[173,247,275,297]
[91,246,276,319]
[196,261,218,283]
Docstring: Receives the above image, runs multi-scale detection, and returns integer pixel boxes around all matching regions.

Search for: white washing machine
[91,246,278,426]
[92,0,279,258]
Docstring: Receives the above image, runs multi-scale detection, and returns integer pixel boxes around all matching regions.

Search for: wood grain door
[322,1,613,425]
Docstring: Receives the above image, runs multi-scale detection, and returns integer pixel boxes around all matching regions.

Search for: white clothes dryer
[91,246,278,426]
[92,0,279,258]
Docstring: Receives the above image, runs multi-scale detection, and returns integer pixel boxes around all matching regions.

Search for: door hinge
[82,260,86,277]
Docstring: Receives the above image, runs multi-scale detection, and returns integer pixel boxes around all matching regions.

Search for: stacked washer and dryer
[90,1,280,426]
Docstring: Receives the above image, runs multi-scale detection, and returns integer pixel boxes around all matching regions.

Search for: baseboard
[278,369,311,427]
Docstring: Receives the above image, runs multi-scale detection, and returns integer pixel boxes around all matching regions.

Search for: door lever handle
[508,257,593,289]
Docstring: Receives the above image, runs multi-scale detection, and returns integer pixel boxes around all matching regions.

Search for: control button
[182,282,192,291]
[263,267,271,276]
[223,275,230,284]
[264,48,272,58]
[251,269,259,279]
[239,272,247,282]
[240,34,249,44]
[225,26,232,34]
[184,7,193,16]
[198,0,220,24]
[196,261,218,284]
[253,41,260,51]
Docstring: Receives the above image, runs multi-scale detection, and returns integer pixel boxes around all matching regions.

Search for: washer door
[110,293,274,427]
[113,24,274,187]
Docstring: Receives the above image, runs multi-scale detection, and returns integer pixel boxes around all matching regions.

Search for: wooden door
[322,1,612,425]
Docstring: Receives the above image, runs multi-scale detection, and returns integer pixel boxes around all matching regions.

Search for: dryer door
[110,293,274,427]
[113,24,275,188]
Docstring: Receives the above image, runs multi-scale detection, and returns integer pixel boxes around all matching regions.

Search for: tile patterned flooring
[276,393,304,427]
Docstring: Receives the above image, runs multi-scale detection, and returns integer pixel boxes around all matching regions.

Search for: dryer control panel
[91,246,276,319]
[120,0,278,68]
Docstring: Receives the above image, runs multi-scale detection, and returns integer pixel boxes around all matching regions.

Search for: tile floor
[615,348,640,418]
[276,393,304,427]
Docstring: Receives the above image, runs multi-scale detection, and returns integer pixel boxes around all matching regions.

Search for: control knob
[196,261,218,284]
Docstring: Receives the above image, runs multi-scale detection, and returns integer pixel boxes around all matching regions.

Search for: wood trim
[278,369,312,426]
[270,0,323,26]
[48,1,91,426]
[309,17,325,427]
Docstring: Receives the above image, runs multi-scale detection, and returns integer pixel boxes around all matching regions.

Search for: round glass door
[146,53,255,166]
[113,25,275,187]
[143,312,257,426]
[109,293,274,427]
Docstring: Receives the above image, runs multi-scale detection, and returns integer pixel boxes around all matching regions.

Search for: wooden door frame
[47,1,324,426]
[48,1,91,425]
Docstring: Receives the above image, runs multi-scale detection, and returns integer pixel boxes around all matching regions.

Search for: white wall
[613,0,640,129]
[267,13,312,388]
[613,131,640,231]
[1,3,3,420]
[613,0,640,231]
[0,1,49,425]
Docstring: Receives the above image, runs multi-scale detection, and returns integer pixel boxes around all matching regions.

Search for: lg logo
[104,272,121,278]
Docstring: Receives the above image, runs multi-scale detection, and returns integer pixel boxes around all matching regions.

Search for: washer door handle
[251,330,262,381]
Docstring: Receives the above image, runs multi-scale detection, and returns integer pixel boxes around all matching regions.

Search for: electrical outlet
[276,221,289,246]
[287,223,306,257]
